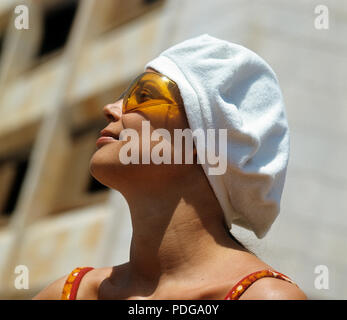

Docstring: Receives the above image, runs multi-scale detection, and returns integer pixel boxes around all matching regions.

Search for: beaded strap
[61,267,94,300]
[224,269,296,300]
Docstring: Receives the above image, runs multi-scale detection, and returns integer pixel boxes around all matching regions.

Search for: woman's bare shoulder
[221,253,307,300]
[238,277,307,300]
[32,266,114,300]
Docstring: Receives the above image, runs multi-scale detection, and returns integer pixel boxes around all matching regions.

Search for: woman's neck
[114,167,251,297]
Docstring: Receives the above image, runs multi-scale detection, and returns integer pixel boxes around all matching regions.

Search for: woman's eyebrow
[139,80,163,96]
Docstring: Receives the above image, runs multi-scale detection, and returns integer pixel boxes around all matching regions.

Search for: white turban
[144,34,290,239]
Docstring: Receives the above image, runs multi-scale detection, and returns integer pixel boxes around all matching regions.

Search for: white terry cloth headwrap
[144,34,290,239]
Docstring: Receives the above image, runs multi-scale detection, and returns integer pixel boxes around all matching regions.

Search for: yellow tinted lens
[123,72,181,113]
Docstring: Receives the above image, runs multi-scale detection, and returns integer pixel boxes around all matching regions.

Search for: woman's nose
[103,101,123,122]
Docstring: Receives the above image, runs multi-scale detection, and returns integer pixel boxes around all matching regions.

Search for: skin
[33,68,307,300]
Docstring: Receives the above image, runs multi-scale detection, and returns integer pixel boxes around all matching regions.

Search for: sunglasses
[117,71,182,114]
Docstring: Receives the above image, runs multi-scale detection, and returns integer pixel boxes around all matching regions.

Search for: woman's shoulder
[32,266,114,300]
[220,254,307,300]
[237,275,308,300]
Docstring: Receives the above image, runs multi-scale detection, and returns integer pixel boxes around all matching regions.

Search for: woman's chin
[89,151,128,190]
[89,151,113,187]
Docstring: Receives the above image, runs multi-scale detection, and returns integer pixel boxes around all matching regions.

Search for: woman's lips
[96,130,119,148]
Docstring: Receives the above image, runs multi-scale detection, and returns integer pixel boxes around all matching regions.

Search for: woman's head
[90,34,290,239]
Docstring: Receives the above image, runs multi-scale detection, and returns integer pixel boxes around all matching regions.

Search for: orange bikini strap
[224,269,296,300]
[61,267,94,300]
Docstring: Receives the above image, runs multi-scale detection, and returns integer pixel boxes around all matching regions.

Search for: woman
[33,34,307,300]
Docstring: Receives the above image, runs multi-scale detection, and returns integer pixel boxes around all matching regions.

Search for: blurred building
[0,0,346,299]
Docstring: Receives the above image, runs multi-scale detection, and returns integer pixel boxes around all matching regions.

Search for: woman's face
[90,68,192,191]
